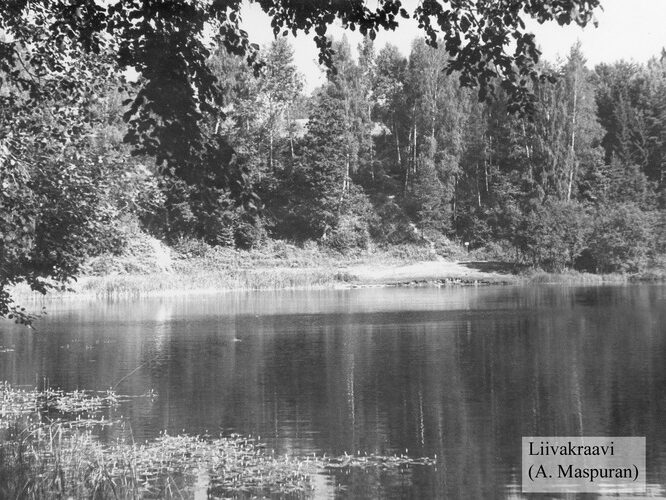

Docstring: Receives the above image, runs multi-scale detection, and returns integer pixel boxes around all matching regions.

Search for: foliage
[0,52,132,323]
[371,198,418,244]
[409,135,450,233]
[516,200,590,271]
[277,86,350,239]
[587,203,653,273]
[325,185,375,251]
[595,58,666,194]
[0,0,602,174]
[326,213,371,251]
[85,222,173,276]
[144,174,257,247]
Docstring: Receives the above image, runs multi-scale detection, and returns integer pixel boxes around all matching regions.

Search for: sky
[239,0,666,93]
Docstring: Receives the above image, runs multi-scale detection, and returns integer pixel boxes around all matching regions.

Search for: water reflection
[1,285,665,498]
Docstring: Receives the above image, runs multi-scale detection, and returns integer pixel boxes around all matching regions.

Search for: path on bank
[343,260,517,286]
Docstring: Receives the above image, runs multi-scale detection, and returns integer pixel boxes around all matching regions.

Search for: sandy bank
[343,260,516,285]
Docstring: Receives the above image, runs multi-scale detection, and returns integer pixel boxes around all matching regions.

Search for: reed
[523,270,630,284]
[523,269,666,284]
[74,267,349,297]
[0,425,321,499]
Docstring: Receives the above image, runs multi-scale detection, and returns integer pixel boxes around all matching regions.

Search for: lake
[1,285,666,498]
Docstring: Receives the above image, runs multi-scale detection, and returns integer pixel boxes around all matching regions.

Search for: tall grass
[75,267,353,297]
[1,425,320,499]
[522,269,665,284]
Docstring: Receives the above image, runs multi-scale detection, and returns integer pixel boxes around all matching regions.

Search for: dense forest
[16,36,661,270]
[199,37,666,274]
[2,30,665,320]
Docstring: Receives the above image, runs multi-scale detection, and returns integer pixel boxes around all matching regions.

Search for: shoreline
[10,258,664,303]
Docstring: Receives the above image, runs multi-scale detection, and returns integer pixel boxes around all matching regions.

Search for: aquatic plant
[0,382,123,427]
[0,383,436,498]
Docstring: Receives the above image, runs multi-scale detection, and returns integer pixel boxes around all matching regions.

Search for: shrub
[325,214,370,251]
[234,217,267,249]
[650,209,666,268]
[517,200,590,272]
[371,198,419,244]
[171,237,214,258]
[455,211,494,248]
[469,240,516,261]
[587,203,652,273]
[87,226,174,275]
[323,185,375,251]
[422,230,467,260]
[381,243,438,261]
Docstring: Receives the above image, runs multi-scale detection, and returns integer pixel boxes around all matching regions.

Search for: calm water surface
[1,285,666,498]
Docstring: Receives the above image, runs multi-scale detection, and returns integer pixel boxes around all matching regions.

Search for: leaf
[460,15,470,33]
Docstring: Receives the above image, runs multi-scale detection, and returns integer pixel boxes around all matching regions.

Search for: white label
[522,436,646,494]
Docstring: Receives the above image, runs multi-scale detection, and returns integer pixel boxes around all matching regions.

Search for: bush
[455,210,494,248]
[587,203,652,273]
[517,200,590,272]
[171,237,214,258]
[234,217,267,249]
[370,198,419,244]
[323,185,375,251]
[650,210,666,267]
[469,240,516,261]
[422,230,467,260]
[86,225,173,275]
[325,214,370,251]
[380,243,438,261]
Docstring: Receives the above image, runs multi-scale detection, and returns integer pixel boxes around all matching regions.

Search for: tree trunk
[370,127,375,183]
[484,136,490,195]
[411,109,417,189]
[476,162,481,208]
[269,129,274,172]
[567,72,578,201]
[287,108,295,159]
[344,153,350,193]
[339,153,350,209]
[413,121,417,175]
[521,122,533,183]
[394,117,404,191]
[452,176,457,222]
